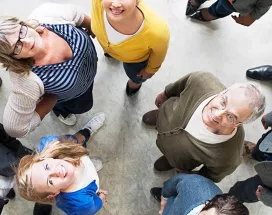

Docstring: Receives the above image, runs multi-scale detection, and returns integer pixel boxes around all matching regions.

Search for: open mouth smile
[110,8,124,15]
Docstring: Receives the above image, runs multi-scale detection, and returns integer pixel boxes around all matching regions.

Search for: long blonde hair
[15,139,89,204]
[0,16,40,74]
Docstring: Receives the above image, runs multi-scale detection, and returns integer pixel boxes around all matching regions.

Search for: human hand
[97,189,108,204]
[261,113,269,129]
[155,92,168,108]
[231,14,255,26]
[159,197,167,215]
[137,68,154,80]
[256,185,263,201]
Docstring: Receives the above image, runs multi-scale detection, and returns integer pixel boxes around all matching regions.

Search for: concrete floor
[1,0,272,214]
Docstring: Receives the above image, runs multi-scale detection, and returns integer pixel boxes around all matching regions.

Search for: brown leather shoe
[142,109,158,126]
[154,156,174,171]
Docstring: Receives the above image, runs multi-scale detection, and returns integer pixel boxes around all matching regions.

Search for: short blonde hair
[15,139,89,204]
[0,16,39,74]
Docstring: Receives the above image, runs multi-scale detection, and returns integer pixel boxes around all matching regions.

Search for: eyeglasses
[217,94,241,125]
[12,24,28,55]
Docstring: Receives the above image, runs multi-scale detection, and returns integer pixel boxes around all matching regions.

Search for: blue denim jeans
[162,174,222,215]
[123,60,148,84]
[196,0,236,18]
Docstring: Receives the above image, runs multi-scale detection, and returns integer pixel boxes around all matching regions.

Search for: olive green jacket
[156,72,244,182]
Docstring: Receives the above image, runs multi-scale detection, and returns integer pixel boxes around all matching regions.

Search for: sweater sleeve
[28,3,85,26]
[164,73,193,98]
[145,22,170,74]
[3,72,44,138]
[251,0,271,20]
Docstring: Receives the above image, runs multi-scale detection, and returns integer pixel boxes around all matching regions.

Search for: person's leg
[251,130,272,161]
[71,112,106,147]
[229,175,264,203]
[53,83,94,125]
[123,60,148,96]
[33,203,52,215]
[206,0,235,19]
[192,0,235,21]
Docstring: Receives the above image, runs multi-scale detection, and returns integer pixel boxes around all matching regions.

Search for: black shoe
[33,203,52,215]
[0,78,2,88]
[104,53,112,58]
[6,188,15,200]
[190,10,208,21]
[246,65,272,80]
[150,187,162,202]
[126,81,142,97]
[186,0,200,16]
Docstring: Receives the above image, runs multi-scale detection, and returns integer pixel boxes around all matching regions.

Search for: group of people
[0,0,271,215]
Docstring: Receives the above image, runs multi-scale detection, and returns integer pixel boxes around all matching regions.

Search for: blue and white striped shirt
[32,24,97,103]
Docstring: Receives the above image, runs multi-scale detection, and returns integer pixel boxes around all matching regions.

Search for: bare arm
[35,94,57,120]
[79,15,95,38]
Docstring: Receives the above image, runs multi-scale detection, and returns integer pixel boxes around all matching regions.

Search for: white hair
[223,83,266,124]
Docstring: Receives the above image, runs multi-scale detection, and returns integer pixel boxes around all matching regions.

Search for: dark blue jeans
[53,83,94,118]
[196,0,236,18]
[123,60,148,84]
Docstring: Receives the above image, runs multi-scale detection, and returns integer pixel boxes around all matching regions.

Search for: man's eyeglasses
[217,94,241,125]
[12,24,28,55]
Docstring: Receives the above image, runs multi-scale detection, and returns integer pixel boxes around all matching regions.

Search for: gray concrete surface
[1,0,272,214]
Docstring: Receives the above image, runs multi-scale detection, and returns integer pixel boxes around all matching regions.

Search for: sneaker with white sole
[90,157,103,172]
[83,112,106,135]
[58,114,77,126]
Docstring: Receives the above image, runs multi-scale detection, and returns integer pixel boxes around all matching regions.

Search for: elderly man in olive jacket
[143,72,266,182]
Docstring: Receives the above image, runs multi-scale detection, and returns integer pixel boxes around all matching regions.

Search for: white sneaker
[58,114,77,126]
[83,112,106,135]
[91,157,103,172]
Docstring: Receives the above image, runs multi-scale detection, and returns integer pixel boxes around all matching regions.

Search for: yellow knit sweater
[91,0,170,74]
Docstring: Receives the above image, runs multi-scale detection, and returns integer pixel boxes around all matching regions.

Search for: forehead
[224,88,253,119]
[4,25,21,46]
[30,160,47,188]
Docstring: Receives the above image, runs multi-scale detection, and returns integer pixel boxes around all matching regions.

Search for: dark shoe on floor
[126,81,142,97]
[246,65,272,80]
[154,156,174,171]
[0,78,2,87]
[33,203,52,215]
[190,10,208,21]
[186,0,200,16]
[6,188,15,200]
[104,53,112,58]
[150,187,162,202]
[142,109,158,126]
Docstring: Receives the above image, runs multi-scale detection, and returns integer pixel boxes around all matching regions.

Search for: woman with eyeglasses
[0,3,101,137]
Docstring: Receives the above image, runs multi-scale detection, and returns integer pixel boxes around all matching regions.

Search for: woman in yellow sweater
[91,0,170,96]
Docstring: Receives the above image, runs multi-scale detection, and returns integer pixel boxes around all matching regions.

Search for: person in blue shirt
[15,112,107,215]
